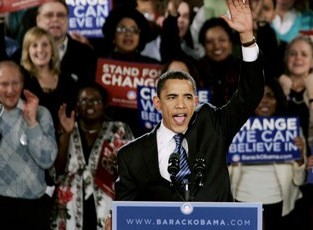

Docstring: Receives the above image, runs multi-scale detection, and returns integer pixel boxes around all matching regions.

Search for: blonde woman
[21,26,78,131]
[278,36,313,143]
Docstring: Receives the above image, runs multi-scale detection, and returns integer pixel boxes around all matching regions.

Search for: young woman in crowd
[100,6,160,137]
[278,36,313,145]
[20,26,77,131]
[229,79,306,230]
[197,17,240,107]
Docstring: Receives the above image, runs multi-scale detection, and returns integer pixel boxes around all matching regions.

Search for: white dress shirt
[157,122,188,181]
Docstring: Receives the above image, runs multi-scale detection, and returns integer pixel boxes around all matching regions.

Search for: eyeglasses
[116,26,141,34]
[42,12,67,20]
[78,98,103,106]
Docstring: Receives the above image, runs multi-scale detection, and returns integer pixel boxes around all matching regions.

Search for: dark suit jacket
[115,54,264,202]
[60,35,97,88]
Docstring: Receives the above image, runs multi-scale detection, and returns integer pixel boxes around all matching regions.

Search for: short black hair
[77,83,108,106]
[198,17,235,46]
[263,78,287,116]
[37,0,69,15]
[102,6,151,52]
[156,70,197,97]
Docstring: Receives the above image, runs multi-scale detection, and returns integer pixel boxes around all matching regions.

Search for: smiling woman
[196,17,240,107]
[101,6,154,56]
[99,6,161,137]
[20,26,78,131]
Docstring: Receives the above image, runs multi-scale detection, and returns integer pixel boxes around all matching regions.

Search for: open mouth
[213,49,223,55]
[86,108,95,114]
[260,108,269,113]
[123,38,134,45]
[173,114,187,124]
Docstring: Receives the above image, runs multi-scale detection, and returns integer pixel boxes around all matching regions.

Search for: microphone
[167,152,180,185]
[193,157,206,187]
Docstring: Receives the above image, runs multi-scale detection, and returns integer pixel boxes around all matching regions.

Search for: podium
[112,201,262,230]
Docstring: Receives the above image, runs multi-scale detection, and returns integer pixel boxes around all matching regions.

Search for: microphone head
[167,152,180,175]
[193,157,206,171]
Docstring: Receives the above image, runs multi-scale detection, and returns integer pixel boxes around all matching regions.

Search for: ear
[153,95,161,111]
[194,95,199,106]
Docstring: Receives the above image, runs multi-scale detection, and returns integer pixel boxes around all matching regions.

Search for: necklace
[80,126,100,134]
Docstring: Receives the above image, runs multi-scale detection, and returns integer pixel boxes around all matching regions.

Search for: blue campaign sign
[112,201,262,230]
[137,86,211,130]
[66,0,112,38]
[228,116,301,163]
[137,86,160,130]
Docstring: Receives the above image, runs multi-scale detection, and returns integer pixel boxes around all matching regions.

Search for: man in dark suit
[36,0,96,88]
[115,0,264,202]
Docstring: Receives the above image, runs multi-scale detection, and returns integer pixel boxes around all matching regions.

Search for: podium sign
[112,201,262,230]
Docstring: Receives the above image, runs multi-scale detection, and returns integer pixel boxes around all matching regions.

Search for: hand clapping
[23,89,39,127]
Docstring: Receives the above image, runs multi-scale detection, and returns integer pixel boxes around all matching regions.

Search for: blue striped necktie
[173,134,191,186]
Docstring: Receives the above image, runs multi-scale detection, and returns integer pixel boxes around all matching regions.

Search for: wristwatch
[242,37,256,47]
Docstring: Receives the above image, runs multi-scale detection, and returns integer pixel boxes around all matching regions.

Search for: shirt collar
[158,121,187,142]
[158,122,176,143]
[59,36,68,60]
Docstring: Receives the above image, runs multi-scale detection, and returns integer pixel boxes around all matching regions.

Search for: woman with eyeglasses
[51,83,134,229]
[101,6,159,64]
[99,6,161,138]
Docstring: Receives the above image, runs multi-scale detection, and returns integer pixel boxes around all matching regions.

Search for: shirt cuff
[242,44,259,62]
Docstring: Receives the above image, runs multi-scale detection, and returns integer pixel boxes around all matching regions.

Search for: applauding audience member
[0,61,57,229]
[278,36,313,146]
[20,26,78,131]
[51,84,134,229]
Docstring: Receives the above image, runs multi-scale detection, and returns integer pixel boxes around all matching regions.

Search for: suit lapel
[186,110,200,165]
[142,126,162,178]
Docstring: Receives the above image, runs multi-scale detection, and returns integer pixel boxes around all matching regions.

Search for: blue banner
[112,201,262,230]
[228,116,301,163]
[66,0,112,38]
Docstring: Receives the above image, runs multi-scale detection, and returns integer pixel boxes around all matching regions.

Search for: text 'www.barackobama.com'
[125,218,252,227]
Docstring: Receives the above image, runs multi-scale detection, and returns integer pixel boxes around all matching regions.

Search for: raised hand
[221,0,254,43]
[23,89,39,127]
[58,103,75,134]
